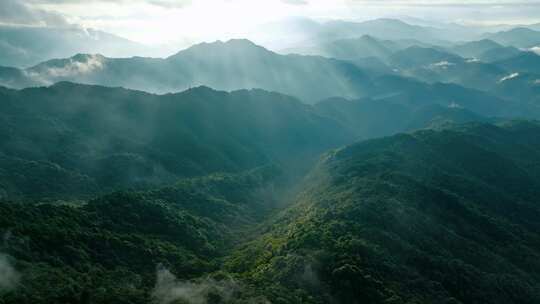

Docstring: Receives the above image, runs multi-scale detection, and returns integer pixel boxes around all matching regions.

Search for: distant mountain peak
[32,53,106,68]
[506,27,540,34]
[364,18,423,29]
[325,17,412,28]
[223,38,258,46]
[372,17,410,24]
[71,53,106,61]
[358,34,379,42]
[46,81,127,91]
[195,38,258,47]
[48,81,91,90]
[168,39,271,59]
[467,39,501,46]
[180,85,222,95]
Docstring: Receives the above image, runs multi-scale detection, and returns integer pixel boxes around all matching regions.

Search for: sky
[2,0,540,45]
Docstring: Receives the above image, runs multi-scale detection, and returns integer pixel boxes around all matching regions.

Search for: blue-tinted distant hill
[485,28,540,48]
[0,39,372,102]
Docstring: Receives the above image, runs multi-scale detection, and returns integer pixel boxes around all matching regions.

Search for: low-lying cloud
[21,54,106,85]
[0,254,19,293]
[152,267,270,304]
[41,54,105,77]
[430,61,456,69]
[499,72,520,83]
[153,267,235,304]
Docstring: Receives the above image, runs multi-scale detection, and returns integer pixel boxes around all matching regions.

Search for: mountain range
[2,16,540,304]
[1,79,511,201]
[0,39,373,102]
[3,121,540,303]
[227,121,540,304]
[2,37,540,110]
[0,83,353,200]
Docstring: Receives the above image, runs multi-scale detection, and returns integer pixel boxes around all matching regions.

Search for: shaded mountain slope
[486,28,540,48]
[314,97,490,140]
[0,83,351,200]
[448,39,503,59]
[3,79,513,201]
[365,75,514,118]
[478,46,523,62]
[389,46,464,70]
[494,52,540,75]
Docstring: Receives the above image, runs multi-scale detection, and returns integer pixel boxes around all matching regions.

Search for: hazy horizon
[2,0,540,47]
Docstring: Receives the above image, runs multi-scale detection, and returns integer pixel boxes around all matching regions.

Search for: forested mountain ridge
[1,81,513,201]
[6,121,540,303]
[226,121,540,304]
[0,166,283,303]
[0,83,353,200]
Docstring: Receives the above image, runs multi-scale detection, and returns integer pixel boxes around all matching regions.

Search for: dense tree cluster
[0,167,281,303]
[227,122,540,304]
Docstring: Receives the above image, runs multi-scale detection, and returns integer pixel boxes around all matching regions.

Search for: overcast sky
[2,0,540,44]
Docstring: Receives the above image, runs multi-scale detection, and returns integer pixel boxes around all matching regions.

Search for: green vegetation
[4,121,540,303]
[2,80,540,304]
[2,82,503,202]
[227,121,540,304]
[0,166,281,303]
[0,84,349,200]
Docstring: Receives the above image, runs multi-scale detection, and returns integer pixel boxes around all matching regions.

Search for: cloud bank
[152,268,238,304]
